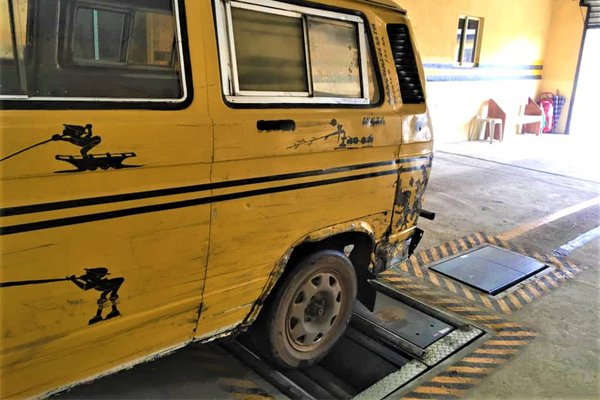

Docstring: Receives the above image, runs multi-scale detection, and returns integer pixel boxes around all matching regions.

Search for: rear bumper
[374,229,415,273]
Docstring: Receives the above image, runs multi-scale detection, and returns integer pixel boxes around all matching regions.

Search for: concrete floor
[58,135,600,399]
[421,138,600,399]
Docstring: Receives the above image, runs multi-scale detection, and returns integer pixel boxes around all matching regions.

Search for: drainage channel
[224,282,484,400]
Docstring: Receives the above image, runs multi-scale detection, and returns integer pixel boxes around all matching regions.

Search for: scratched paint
[288,119,374,150]
[371,22,399,107]
[363,116,386,126]
[394,162,432,230]
[0,1,431,398]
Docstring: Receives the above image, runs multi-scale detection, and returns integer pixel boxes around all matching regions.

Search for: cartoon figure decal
[68,268,125,325]
[0,124,137,172]
[0,267,125,326]
[288,119,374,150]
[54,124,102,158]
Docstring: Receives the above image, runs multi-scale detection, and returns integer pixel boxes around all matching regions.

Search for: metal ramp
[225,282,483,400]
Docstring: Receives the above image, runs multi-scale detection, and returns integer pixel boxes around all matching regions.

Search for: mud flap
[408,228,424,256]
[349,246,377,312]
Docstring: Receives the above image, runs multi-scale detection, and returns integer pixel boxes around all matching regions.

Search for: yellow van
[0,0,433,397]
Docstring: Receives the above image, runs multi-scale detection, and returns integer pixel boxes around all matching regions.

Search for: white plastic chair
[470,104,504,144]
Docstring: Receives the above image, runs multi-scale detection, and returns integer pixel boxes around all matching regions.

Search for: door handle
[257,120,296,132]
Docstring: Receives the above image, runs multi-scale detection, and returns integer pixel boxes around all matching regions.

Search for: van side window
[0,0,188,104]
[216,0,379,106]
[308,17,361,98]
[231,7,309,94]
[0,0,27,95]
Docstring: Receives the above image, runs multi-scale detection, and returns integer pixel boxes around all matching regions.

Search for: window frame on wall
[214,0,373,105]
[456,15,482,67]
[0,0,190,106]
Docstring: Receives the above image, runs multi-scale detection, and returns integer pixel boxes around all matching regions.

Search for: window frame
[216,0,371,105]
[0,0,190,105]
[456,15,482,67]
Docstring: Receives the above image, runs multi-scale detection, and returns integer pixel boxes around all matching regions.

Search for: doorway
[569,28,600,142]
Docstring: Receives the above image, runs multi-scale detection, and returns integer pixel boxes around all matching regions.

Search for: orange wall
[539,0,587,133]
[396,0,585,142]
[402,0,552,64]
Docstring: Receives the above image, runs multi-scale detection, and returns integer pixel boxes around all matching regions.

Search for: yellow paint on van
[0,0,432,397]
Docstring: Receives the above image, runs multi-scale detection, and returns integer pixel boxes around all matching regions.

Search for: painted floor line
[553,226,600,257]
[497,196,600,241]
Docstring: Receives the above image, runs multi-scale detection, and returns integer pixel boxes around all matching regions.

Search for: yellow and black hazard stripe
[403,323,537,399]
[382,232,581,315]
[400,328,536,400]
[378,271,537,400]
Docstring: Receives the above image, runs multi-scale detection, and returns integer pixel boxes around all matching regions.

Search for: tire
[250,250,357,369]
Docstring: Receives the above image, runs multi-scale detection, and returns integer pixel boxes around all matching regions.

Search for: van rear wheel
[251,250,357,369]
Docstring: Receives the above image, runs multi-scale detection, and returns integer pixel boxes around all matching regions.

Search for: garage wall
[539,0,587,134]
[398,0,584,143]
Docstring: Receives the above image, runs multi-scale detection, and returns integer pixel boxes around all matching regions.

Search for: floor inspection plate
[430,245,549,295]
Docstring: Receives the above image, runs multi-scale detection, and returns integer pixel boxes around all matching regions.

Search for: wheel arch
[241,221,378,329]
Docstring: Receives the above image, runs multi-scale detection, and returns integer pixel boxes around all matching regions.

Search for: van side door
[196,0,404,338]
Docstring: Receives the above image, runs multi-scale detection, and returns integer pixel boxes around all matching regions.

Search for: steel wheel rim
[285,269,344,352]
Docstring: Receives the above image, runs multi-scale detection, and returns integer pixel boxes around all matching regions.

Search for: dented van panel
[0,0,432,397]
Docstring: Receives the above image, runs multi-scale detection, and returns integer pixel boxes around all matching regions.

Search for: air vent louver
[386,24,425,104]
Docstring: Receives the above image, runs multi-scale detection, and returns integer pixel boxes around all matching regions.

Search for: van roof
[354,0,406,13]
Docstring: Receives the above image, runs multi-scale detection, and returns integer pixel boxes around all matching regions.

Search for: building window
[216,0,377,105]
[456,16,482,66]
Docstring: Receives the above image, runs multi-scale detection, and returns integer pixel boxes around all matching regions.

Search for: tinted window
[308,17,361,98]
[1,0,185,101]
[0,0,27,95]
[231,7,308,93]
[220,0,379,105]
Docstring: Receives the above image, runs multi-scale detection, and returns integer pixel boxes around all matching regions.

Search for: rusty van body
[0,0,433,397]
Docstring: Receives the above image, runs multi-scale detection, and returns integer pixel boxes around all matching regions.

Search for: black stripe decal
[1,156,431,217]
[424,63,543,70]
[1,166,424,236]
[427,74,542,82]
